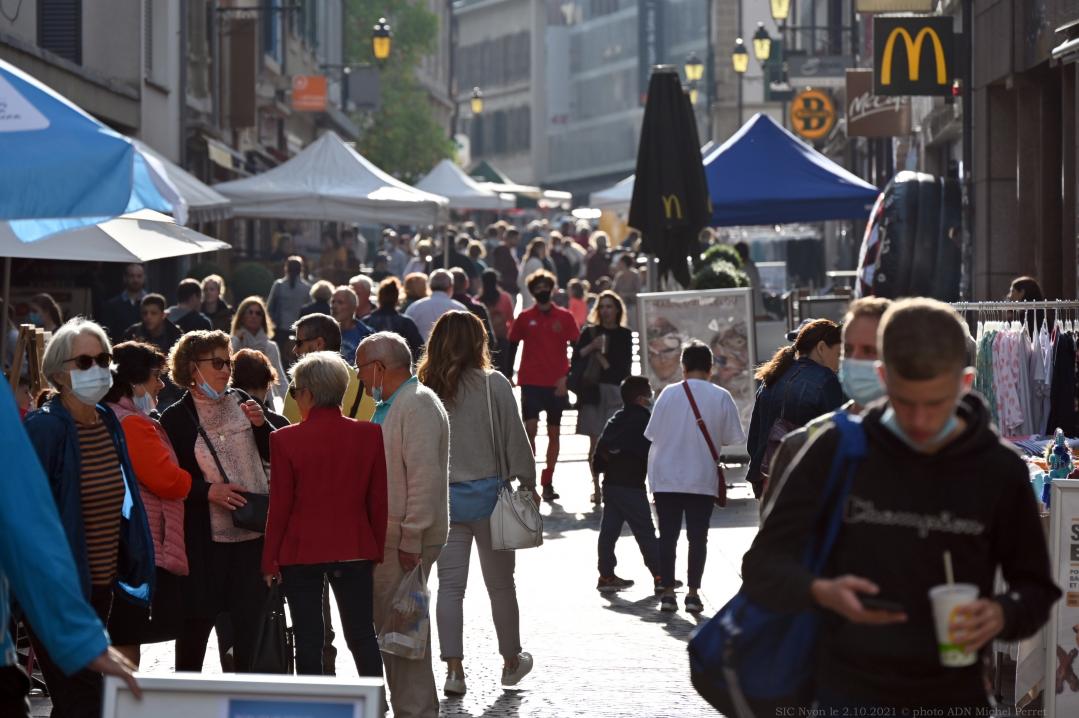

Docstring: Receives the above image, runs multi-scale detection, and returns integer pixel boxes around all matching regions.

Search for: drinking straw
[943,550,954,585]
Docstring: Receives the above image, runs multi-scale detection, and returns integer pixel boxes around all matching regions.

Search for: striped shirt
[77,421,125,587]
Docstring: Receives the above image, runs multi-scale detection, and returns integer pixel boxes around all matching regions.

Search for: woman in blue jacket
[746,319,844,499]
[22,318,154,718]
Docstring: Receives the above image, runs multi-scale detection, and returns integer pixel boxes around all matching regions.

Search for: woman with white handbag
[417,311,540,697]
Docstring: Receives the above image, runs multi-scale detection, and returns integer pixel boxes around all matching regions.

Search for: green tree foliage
[346,0,453,182]
[690,260,749,290]
[700,242,743,269]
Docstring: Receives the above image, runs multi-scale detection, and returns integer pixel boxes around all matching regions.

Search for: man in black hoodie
[593,376,662,593]
[742,298,1060,710]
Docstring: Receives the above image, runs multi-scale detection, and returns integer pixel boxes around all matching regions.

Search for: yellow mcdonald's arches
[881,27,947,86]
[662,194,684,220]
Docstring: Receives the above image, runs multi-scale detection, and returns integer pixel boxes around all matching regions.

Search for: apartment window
[38,0,82,65]
[263,0,283,65]
[144,0,171,88]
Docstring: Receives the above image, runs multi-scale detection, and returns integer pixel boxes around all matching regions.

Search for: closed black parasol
[628,66,711,287]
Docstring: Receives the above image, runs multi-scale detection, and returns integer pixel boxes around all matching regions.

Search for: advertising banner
[873,16,955,96]
[291,75,328,112]
[1046,480,1079,717]
[846,69,912,137]
[638,288,755,433]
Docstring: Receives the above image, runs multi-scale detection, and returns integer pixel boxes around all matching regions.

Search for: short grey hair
[349,275,375,292]
[42,317,112,389]
[333,286,358,308]
[428,269,453,293]
[357,331,413,371]
[289,351,351,408]
[310,279,335,302]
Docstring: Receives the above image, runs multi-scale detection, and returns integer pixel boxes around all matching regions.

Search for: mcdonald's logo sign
[661,194,683,220]
[873,16,954,97]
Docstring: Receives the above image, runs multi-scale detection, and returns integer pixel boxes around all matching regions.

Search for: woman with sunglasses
[159,330,272,673]
[22,318,155,715]
[230,296,288,401]
[102,342,192,667]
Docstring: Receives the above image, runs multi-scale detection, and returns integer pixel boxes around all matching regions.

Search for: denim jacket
[746,357,845,489]
[23,396,155,606]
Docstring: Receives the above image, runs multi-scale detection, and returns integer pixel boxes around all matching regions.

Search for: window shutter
[144,0,153,78]
[38,0,82,65]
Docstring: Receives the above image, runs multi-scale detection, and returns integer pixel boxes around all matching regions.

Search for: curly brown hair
[168,330,231,387]
[416,311,491,404]
[230,296,275,338]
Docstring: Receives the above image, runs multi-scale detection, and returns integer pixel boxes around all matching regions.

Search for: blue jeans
[598,485,660,577]
[281,561,382,678]
[655,492,713,590]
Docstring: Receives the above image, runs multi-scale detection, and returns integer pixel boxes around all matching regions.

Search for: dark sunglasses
[65,352,112,370]
[196,357,232,371]
[287,385,304,399]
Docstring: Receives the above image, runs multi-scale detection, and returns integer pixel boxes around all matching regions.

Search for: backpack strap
[808,411,867,573]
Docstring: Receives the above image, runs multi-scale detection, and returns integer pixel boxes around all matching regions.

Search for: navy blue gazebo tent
[704,113,879,227]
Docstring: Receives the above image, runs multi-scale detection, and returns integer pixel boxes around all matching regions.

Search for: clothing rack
[949,300,1079,312]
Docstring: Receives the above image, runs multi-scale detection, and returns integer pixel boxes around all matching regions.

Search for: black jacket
[363,307,424,361]
[159,389,272,617]
[591,404,650,490]
[124,319,183,356]
[742,393,1061,706]
[571,325,633,405]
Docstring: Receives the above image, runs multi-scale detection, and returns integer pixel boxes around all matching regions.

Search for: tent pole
[1,257,10,387]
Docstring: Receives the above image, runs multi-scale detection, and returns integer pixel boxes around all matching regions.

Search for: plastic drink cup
[928,583,980,667]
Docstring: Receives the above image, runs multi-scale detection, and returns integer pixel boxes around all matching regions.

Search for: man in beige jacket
[357,332,449,718]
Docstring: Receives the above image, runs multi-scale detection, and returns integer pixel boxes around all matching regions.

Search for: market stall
[415,159,514,211]
[213,131,448,225]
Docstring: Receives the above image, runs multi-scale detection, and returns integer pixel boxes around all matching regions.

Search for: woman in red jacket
[103,341,192,666]
[261,350,388,677]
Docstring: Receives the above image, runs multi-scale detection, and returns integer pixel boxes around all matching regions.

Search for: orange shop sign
[291,75,327,112]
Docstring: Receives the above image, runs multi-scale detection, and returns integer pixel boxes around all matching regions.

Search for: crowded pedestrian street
[7,1,1079,717]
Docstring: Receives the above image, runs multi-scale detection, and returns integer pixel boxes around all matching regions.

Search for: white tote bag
[485,372,543,551]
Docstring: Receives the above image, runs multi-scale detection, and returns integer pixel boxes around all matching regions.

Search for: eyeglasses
[196,357,232,371]
[287,385,305,399]
[65,352,112,370]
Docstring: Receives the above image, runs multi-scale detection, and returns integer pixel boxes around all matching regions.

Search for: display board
[102,674,384,718]
[756,261,788,295]
[638,288,755,434]
[1046,480,1079,717]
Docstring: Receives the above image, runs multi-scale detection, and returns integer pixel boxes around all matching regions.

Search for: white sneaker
[444,669,467,696]
[501,651,533,686]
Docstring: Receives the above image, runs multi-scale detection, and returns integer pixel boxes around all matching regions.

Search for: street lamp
[470,87,484,115]
[688,84,700,106]
[372,17,392,63]
[769,0,791,24]
[752,23,773,63]
[731,38,749,74]
[684,53,704,83]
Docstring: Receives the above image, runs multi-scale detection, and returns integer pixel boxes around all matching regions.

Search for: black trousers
[175,538,267,673]
[655,492,714,590]
[281,561,382,678]
[0,665,31,718]
[27,585,112,718]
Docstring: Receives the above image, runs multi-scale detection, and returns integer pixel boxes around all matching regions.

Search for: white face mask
[69,365,113,406]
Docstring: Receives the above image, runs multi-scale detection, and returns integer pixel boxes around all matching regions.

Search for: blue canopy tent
[704,113,879,226]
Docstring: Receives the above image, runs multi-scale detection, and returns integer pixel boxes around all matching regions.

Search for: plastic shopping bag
[377,565,430,660]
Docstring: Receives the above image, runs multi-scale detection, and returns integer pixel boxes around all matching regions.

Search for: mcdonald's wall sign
[873,16,954,97]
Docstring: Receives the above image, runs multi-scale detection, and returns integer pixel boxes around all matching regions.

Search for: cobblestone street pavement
[33,413,760,717]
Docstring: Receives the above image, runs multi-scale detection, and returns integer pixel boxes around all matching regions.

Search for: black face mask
[533,289,552,305]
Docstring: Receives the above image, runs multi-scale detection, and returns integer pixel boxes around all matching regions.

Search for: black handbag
[183,399,269,533]
[568,327,603,395]
[250,583,294,674]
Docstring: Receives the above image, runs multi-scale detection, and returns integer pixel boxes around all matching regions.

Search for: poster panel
[638,288,755,433]
[1046,480,1079,717]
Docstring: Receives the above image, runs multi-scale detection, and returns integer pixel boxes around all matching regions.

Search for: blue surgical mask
[372,384,383,403]
[69,365,112,406]
[838,358,886,406]
[196,367,223,401]
[27,311,43,327]
[133,389,156,415]
[881,406,958,452]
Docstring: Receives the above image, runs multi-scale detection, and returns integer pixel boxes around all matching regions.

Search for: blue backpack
[688,412,867,717]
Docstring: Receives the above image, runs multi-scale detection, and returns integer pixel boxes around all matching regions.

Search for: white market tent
[133,140,232,224]
[589,174,634,213]
[213,131,448,225]
[415,159,514,211]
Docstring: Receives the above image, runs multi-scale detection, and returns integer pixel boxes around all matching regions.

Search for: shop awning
[415,159,514,210]
[133,140,232,225]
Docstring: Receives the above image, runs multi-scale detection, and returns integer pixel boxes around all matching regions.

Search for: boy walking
[593,377,664,592]
[742,298,1060,710]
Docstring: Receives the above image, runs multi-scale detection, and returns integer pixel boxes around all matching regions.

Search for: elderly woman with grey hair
[22,317,155,714]
[261,351,388,676]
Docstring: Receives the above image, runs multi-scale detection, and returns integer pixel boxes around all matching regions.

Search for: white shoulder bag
[486,372,543,550]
